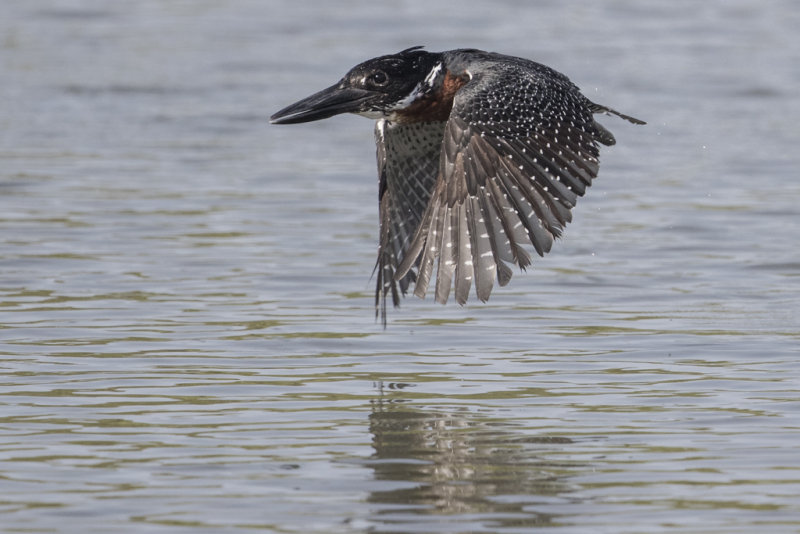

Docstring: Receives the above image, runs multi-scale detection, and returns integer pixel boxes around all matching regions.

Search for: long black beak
[270,83,374,125]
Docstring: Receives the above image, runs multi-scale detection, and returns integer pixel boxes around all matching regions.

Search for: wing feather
[434,201,455,303]
[453,200,473,304]
[395,54,624,304]
[374,120,443,324]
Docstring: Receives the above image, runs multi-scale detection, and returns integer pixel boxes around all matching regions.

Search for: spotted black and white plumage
[271,47,644,325]
[374,120,443,317]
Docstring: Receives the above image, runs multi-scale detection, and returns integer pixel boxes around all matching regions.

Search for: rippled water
[2,1,799,532]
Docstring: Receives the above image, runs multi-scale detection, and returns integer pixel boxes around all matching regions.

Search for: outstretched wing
[374,119,445,324]
[396,59,622,305]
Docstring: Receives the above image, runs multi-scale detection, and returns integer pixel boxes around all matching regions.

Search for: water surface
[1,1,799,532]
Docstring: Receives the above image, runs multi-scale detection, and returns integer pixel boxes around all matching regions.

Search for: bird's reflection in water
[365,383,576,530]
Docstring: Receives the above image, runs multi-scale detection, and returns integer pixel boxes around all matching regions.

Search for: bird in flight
[271,47,644,325]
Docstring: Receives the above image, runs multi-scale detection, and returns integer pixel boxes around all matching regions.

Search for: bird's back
[391,49,643,308]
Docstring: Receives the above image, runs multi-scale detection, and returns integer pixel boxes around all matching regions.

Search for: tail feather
[590,102,646,125]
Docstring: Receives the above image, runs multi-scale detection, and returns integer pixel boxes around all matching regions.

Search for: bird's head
[270,47,443,124]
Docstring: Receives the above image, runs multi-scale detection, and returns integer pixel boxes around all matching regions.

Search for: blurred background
[1,1,799,533]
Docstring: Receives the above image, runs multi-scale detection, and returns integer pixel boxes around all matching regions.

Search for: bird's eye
[368,71,389,87]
